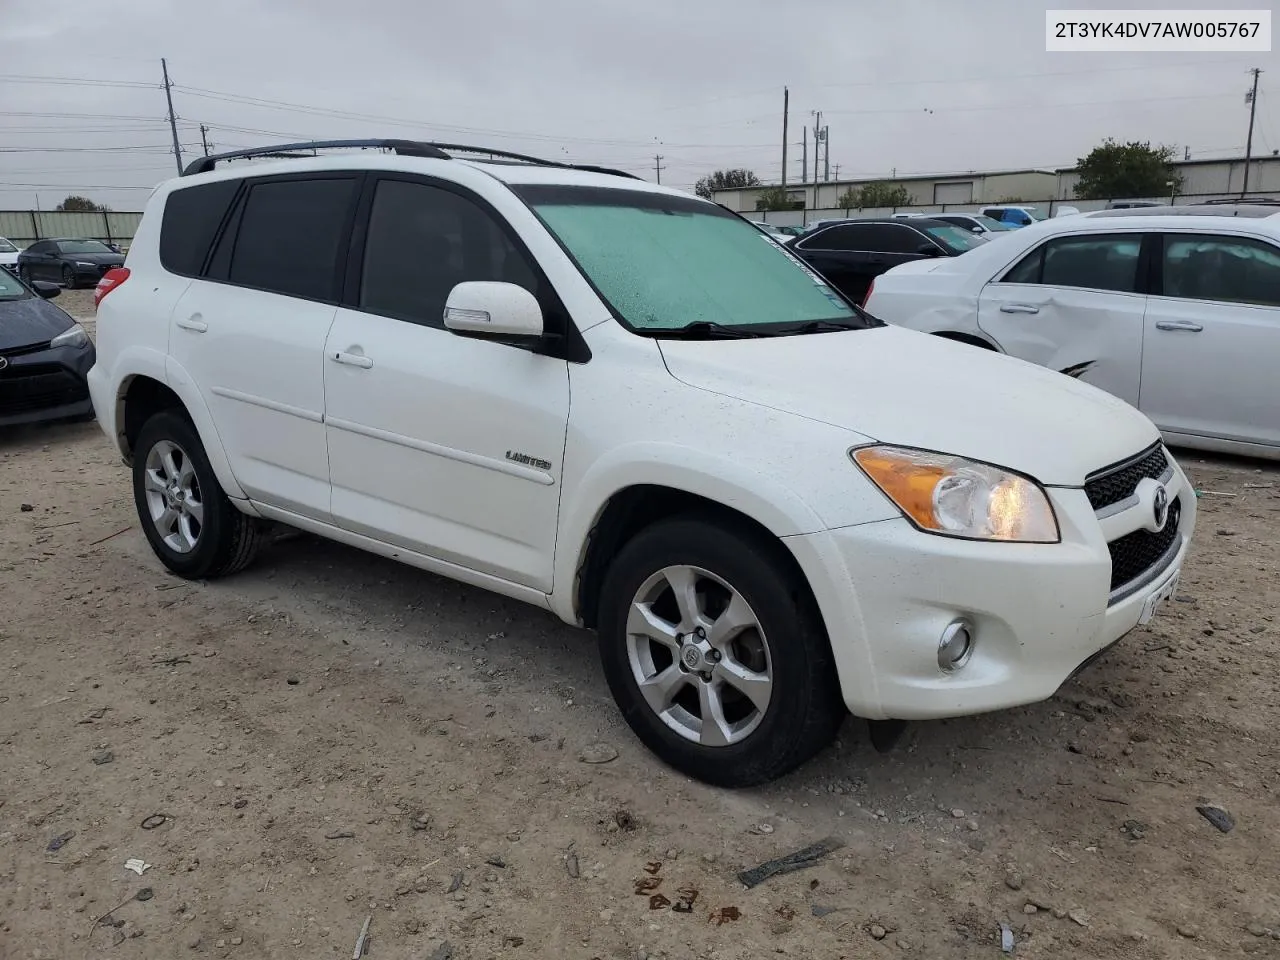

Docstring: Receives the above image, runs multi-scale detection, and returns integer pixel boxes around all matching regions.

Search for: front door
[323,176,570,591]
[169,174,361,520]
[1139,232,1280,449]
[976,231,1147,405]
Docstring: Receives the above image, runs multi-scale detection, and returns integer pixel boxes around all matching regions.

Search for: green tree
[694,169,761,200]
[754,186,802,212]
[1073,139,1182,200]
[56,195,109,212]
[835,182,912,209]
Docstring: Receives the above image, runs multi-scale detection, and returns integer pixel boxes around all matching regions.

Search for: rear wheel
[597,515,845,787]
[132,410,263,579]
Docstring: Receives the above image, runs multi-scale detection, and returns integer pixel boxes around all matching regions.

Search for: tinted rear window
[227,177,357,301]
[160,180,240,277]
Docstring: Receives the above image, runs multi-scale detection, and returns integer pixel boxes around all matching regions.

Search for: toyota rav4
[88,139,1196,787]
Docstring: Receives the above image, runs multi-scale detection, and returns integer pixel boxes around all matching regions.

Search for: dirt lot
[2,289,1279,959]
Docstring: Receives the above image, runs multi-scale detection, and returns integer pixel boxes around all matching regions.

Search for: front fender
[550,442,831,623]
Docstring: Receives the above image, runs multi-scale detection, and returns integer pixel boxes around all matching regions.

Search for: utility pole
[811,111,823,210]
[801,126,808,191]
[823,127,830,182]
[161,58,184,176]
[653,155,665,184]
[200,124,211,157]
[1242,67,1263,198]
[781,86,789,190]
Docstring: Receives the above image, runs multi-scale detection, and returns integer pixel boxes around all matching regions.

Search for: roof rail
[181,138,642,181]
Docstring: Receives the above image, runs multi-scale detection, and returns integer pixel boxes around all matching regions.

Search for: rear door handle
[176,316,207,333]
[332,351,374,369]
[1155,320,1203,332]
[1000,303,1040,314]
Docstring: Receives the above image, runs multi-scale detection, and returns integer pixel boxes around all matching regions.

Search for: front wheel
[597,515,845,787]
[132,410,263,579]
[61,265,76,289]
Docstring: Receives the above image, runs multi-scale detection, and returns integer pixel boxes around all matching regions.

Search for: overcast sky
[0,0,1276,209]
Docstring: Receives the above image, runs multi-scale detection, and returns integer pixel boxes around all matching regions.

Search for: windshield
[0,268,31,301]
[973,215,1014,231]
[0,238,17,253]
[56,239,112,254]
[922,223,989,253]
[516,185,873,333]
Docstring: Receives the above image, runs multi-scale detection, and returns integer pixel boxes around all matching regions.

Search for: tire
[132,409,263,579]
[17,264,30,283]
[597,514,845,787]
[62,265,77,289]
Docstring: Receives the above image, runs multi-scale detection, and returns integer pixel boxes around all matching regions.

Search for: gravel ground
[2,293,1278,959]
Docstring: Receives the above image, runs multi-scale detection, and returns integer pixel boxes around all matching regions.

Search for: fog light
[937,619,974,672]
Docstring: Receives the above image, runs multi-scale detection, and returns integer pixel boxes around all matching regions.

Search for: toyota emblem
[1152,485,1170,531]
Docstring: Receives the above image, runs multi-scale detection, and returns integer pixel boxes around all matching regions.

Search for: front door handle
[1000,303,1040,314]
[1155,320,1203,332]
[176,316,207,333]
[332,351,374,369]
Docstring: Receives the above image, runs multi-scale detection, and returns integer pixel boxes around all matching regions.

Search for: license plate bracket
[1139,569,1180,626]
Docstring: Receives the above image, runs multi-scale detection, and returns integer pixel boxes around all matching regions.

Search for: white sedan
[865,204,1280,459]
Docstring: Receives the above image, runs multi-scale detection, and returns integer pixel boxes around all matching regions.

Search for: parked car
[0,236,19,273]
[787,217,988,303]
[980,205,1047,227]
[747,220,786,238]
[17,238,126,289]
[1106,200,1163,209]
[930,213,1016,236]
[0,267,96,427]
[776,224,807,237]
[89,138,1195,787]
[864,204,1280,459]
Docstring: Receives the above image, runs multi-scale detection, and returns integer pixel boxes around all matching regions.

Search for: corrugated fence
[0,210,144,249]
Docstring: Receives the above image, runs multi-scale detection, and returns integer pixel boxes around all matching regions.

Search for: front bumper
[0,340,96,427]
[787,461,1196,721]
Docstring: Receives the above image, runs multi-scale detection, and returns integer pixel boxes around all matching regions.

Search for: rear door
[168,173,361,520]
[1139,232,1280,448]
[794,223,930,303]
[975,231,1147,405]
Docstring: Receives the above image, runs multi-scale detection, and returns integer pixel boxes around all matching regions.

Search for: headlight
[852,445,1059,543]
[50,323,89,349]
[75,261,96,268]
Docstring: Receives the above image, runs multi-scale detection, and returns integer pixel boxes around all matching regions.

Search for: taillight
[861,278,875,308]
[95,267,130,309]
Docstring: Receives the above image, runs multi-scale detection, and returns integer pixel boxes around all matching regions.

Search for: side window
[1162,234,1280,307]
[358,178,540,328]
[881,225,934,254]
[160,179,240,277]
[799,224,871,251]
[26,241,47,255]
[1002,234,1141,292]
[227,177,358,301]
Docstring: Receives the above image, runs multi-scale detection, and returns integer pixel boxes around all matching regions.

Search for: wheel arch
[932,330,1000,351]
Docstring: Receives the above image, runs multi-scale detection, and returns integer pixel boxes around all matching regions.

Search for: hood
[0,295,75,349]
[659,325,1159,487]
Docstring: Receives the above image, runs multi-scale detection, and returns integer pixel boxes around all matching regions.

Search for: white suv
[88,139,1196,786]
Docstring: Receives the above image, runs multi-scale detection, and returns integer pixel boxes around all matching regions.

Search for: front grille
[0,364,88,415]
[1108,498,1182,592]
[1085,444,1169,511]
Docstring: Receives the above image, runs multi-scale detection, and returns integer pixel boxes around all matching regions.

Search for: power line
[0,73,156,89]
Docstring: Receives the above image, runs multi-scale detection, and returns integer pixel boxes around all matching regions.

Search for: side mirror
[916,243,942,257]
[443,281,544,340]
[32,280,61,299]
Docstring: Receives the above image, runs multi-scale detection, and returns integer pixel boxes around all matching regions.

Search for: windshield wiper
[650,321,765,340]
[769,318,867,335]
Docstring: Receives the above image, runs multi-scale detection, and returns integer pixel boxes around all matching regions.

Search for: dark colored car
[17,238,126,289]
[0,268,96,427]
[786,217,987,304]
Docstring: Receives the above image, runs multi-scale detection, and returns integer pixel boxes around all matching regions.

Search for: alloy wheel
[142,439,205,554]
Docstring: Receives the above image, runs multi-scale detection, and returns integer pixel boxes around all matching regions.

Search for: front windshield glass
[922,223,989,253]
[0,268,31,301]
[517,186,869,332]
[974,215,1014,231]
[56,239,112,254]
[0,238,17,253]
